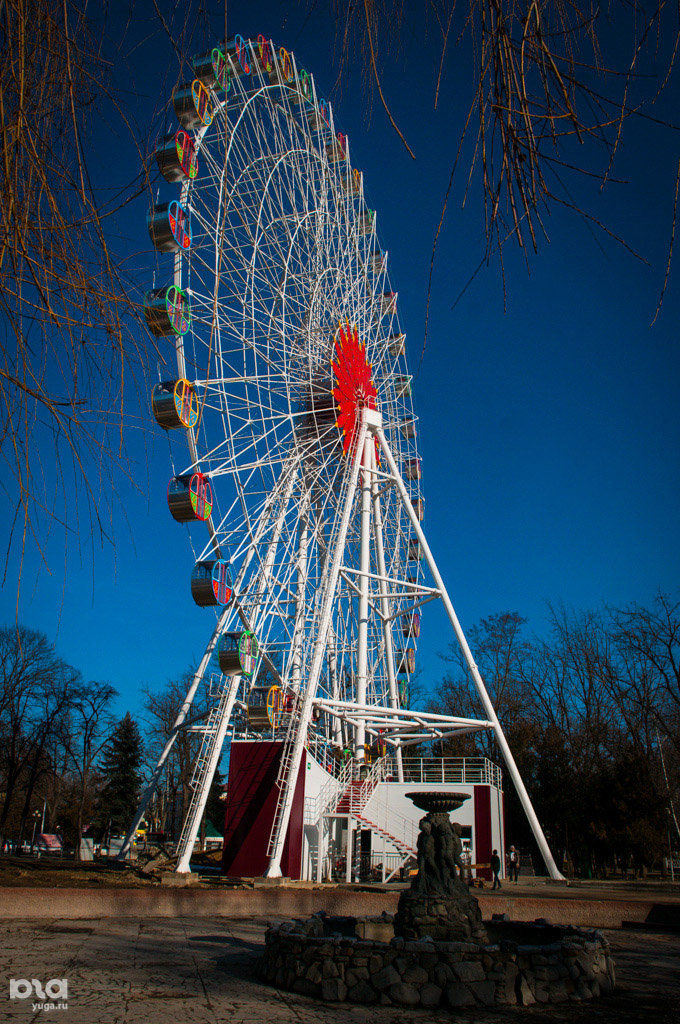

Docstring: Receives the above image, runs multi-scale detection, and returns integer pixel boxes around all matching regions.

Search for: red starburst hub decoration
[332,323,377,458]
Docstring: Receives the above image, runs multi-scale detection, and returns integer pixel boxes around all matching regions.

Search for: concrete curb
[0,886,677,928]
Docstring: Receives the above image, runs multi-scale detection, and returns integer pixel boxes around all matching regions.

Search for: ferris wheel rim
[149,32,424,722]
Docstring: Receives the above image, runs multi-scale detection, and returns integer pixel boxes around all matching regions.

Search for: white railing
[356,793,418,882]
[343,757,388,814]
[306,752,502,789]
[304,756,502,826]
[304,756,353,825]
[388,756,502,789]
[360,788,418,854]
[305,756,388,824]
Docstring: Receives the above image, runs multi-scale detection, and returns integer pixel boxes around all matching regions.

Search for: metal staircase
[334,757,386,814]
[353,800,418,881]
[314,758,417,881]
[336,762,418,878]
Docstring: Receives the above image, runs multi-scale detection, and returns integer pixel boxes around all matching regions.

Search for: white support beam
[291,495,310,693]
[370,441,404,781]
[175,673,242,874]
[120,461,296,862]
[315,696,493,728]
[118,603,231,860]
[355,432,373,761]
[375,424,566,882]
[265,419,368,877]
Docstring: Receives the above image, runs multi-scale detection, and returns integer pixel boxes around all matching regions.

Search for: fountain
[261,791,615,1008]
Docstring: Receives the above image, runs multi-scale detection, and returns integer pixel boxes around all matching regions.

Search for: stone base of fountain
[261,913,616,1008]
[393,887,488,943]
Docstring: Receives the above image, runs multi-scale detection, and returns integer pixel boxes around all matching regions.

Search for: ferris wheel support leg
[355,434,373,762]
[265,421,368,878]
[117,604,231,860]
[291,500,310,694]
[122,464,298,861]
[370,443,404,782]
[375,425,566,882]
[175,673,242,874]
[328,637,343,748]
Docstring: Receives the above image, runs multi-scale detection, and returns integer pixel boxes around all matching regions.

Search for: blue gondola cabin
[151,379,199,430]
[397,648,416,675]
[147,201,192,253]
[193,47,230,92]
[173,79,213,129]
[144,286,191,337]
[218,631,259,676]
[403,611,421,639]
[405,458,422,481]
[155,130,198,183]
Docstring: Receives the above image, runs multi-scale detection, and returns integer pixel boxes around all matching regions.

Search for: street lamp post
[31,810,41,855]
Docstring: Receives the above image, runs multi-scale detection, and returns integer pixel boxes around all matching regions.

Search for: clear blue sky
[2,1,678,720]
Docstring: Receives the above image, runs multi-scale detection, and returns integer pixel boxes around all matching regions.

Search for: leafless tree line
[3,590,679,870]
[0,624,116,852]
[435,593,680,873]
[141,670,217,841]
[0,623,221,854]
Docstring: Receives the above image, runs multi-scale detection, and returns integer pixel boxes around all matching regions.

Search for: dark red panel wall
[221,741,305,879]
[473,784,492,880]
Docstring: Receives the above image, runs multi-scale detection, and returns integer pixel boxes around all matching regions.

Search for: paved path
[1,917,678,1023]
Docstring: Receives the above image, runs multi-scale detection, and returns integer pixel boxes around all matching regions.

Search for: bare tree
[433,603,673,872]
[0,624,80,845]
[437,611,534,757]
[0,0,152,599]
[327,0,680,324]
[63,680,117,858]
[609,593,680,755]
[333,0,678,244]
[142,670,209,839]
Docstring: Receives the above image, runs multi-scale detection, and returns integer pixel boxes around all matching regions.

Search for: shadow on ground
[0,917,677,1023]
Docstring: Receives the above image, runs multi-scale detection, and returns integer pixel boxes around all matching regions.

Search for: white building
[222,745,505,883]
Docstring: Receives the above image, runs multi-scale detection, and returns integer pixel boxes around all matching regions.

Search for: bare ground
[0,916,677,1023]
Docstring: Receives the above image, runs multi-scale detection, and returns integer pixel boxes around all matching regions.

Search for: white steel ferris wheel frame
[121,34,564,882]
[264,409,563,880]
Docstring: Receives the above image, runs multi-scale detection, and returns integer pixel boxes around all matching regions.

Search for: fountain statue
[393,791,488,942]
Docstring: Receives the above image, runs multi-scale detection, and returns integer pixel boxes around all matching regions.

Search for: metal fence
[389,756,502,789]
[302,750,503,791]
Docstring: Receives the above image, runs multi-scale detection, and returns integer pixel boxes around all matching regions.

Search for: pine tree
[97,713,143,836]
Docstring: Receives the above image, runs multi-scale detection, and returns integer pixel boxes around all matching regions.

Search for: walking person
[491,848,502,889]
[509,845,520,883]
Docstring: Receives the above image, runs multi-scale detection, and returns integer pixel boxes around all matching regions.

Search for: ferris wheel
[123,33,564,881]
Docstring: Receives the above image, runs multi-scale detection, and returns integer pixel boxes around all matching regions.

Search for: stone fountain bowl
[406,790,470,813]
